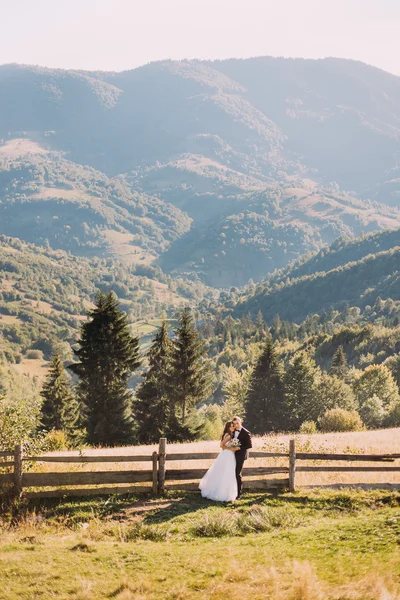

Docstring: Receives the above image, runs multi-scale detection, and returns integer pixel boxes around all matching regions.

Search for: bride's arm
[220,433,239,451]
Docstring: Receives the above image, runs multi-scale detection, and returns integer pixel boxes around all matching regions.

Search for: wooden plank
[0,451,14,457]
[152,451,158,495]
[158,438,166,493]
[296,453,397,462]
[165,467,289,481]
[289,439,296,492]
[297,466,400,473]
[24,455,153,463]
[14,444,23,496]
[0,473,14,484]
[24,486,153,499]
[0,462,15,468]
[166,479,289,492]
[248,452,289,458]
[166,453,219,461]
[23,470,153,487]
[166,451,288,460]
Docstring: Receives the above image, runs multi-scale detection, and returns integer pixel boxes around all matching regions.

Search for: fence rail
[0,438,399,499]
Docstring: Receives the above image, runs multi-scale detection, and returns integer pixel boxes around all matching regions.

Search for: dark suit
[232,427,252,497]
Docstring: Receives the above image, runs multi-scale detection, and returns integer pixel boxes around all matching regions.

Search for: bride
[199,420,240,502]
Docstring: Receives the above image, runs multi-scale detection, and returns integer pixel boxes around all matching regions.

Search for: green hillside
[230,228,400,321]
[0,236,212,376]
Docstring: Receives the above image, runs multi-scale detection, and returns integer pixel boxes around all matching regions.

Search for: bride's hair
[221,420,233,440]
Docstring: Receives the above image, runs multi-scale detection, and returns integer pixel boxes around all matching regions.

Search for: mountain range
[1,57,400,287]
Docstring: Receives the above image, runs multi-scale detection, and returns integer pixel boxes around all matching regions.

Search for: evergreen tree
[134,320,175,443]
[40,353,79,438]
[244,339,285,433]
[169,307,213,424]
[283,352,319,429]
[330,345,348,378]
[69,292,141,446]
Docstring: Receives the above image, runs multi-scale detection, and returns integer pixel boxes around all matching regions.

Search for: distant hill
[230,228,400,321]
[1,58,400,285]
[0,235,212,377]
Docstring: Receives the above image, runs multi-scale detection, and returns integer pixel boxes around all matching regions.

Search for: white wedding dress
[199,448,238,502]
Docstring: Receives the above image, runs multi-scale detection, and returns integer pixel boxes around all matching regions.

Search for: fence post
[14,444,23,497]
[152,451,158,495]
[158,438,167,494]
[289,439,296,492]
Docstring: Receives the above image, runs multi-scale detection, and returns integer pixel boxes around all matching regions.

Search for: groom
[232,416,252,500]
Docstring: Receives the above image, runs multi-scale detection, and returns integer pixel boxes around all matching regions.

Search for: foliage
[283,352,320,429]
[169,307,214,424]
[69,292,141,446]
[244,339,285,433]
[220,364,252,421]
[329,345,348,378]
[0,365,42,449]
[299,420,318,434]
[316,373,357,413]
[353,364,400,409]
[40,353,80,439]
[134,320,194,443]
[318,408,364,432]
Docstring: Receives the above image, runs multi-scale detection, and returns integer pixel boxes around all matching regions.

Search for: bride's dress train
[199,449,237,502]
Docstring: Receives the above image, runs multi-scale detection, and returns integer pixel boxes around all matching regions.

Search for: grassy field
[1,429,400,598]
[0,488,400,599]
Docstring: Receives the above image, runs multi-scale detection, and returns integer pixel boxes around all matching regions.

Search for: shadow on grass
[3,485,399,527]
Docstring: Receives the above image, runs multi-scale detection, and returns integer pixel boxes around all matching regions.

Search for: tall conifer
[330,345,348,379]
[69,292,141,446]
[244,339,285,433]
[169,307,213,424]
[134,320,174,443]
[40,353,79,438]
[283,351,319,429]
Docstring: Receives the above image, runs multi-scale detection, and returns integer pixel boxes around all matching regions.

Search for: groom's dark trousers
[234,427,252,497]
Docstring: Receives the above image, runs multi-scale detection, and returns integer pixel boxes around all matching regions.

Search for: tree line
[26,292,400,447]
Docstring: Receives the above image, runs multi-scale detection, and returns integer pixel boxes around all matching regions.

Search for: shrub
[299,421,317,434]
[318,409,364,433]
[26,349,44,360]
[42,430,69,451]
[238,506,304,534]
[190,510,238,537]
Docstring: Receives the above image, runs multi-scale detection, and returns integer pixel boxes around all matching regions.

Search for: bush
[299,421,317,434]
[42,430,69,452]
[318,409,364,433]
[237,506,304,534]
[190,510,238,537]
[26,349,43,360]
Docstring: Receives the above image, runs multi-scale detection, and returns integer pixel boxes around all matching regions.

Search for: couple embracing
[199,416,252,502]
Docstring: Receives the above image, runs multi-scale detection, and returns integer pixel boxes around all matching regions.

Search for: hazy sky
[1,0,400,75]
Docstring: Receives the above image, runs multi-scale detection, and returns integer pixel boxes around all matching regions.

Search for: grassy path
[0,490,400,599]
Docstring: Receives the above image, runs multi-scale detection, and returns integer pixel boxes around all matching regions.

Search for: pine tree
[134,320,175,443]
[40,353,80,438]
[283,352,319,429]
[330,345,348,379]
[244,339,285,433]
[169,307,213,424]
[69,292,141,446]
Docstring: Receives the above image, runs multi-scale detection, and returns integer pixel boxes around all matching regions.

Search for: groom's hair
[232,416,242,424]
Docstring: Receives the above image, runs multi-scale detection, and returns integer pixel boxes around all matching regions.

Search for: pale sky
[1,0,400,75]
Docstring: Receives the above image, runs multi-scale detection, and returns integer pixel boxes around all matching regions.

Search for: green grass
[0,490,400,599]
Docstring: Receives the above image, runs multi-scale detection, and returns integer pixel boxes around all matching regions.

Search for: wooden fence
[0,439,399,499]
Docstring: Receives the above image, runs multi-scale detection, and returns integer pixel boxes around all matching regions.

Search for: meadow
[1,429,400,599]
[0,488,399,600]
